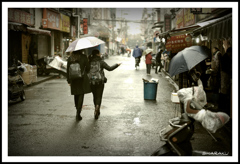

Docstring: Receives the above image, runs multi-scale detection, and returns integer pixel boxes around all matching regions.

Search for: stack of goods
[21,64,37,85]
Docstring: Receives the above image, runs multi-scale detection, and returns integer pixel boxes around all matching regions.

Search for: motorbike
[8,61,26,102]
[151,112,195,156]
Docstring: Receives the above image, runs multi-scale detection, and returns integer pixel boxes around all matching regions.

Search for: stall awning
[192,13,232,40]
[27,27,51,36]
[8,22,27,32]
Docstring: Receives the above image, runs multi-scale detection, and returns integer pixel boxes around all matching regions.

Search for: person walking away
[67,50,91,121]
[219,40,232,116]
[132,45,142,69]
[211,47,221,105]
[88,49,122,119]
[155,48,164,74]
[145,48,153,75]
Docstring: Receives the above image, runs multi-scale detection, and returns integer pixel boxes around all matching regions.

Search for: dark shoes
[76,109,82,121]
[94,105,100,119]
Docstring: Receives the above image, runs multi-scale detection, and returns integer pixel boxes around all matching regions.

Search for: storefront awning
[27,27,51,36]
[8,22,27,32]
[192,13,232,40]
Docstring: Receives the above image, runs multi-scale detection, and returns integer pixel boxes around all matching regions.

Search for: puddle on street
[133,117,140,125]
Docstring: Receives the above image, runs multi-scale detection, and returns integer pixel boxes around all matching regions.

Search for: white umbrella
[142,48,153,56]
[65,36,105,52]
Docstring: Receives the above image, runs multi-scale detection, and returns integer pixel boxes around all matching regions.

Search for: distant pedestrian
[144,48,153,75]
[132,45,142,69]
[67,50,91,121]
[155,48,164,74]
[88,49,122,119]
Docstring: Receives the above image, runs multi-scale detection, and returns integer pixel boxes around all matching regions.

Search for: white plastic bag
[177,79,230,133]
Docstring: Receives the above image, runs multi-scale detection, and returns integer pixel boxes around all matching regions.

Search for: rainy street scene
[2,2,238,163]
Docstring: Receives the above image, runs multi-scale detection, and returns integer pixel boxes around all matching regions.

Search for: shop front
[8,8,34,66]
[42,8,71,59]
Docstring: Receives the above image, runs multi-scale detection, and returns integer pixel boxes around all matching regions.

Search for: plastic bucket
[143,81,158,100]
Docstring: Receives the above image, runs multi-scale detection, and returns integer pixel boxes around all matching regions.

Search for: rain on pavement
[8,54,178,156]
[8,54,231,157]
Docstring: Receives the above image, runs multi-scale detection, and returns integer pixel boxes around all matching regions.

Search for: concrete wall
[35,8,43,29]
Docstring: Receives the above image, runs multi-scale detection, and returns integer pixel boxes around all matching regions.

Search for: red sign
[8,8,34,26]
[83,18,88,34]
[42,8,60,30]
[165,34,192,53]
[164,14,172,32]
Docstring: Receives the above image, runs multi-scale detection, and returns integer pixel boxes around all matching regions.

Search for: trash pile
[142,78,159,83]
[19,64,37,85]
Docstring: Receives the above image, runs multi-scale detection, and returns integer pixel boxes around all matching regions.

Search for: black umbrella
[168,46,210,77]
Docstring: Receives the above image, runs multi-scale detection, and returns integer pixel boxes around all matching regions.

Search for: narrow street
[8,55,231,158]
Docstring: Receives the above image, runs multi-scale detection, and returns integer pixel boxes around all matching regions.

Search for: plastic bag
[177,79,229,133]
[194,109,230,133]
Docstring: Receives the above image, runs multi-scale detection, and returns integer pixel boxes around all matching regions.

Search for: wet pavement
[6,54,233,162]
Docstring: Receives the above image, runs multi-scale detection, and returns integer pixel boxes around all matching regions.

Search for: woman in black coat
[67,50,91,121]
[89,49,121,119]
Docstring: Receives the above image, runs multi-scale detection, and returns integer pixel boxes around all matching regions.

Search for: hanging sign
[165,34,192,53]
[164,14,172,32]
[83,18,88,34]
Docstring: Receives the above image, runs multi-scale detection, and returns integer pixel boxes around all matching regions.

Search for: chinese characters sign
[8,8,34,26]
[184,9,195,27]
[165,34,192,53]
[83,18,88,34]
[176,9,184,29]
[42,8,60,30]
[164,14,172,32]
[61,13,70,33]
[176,8,195,29]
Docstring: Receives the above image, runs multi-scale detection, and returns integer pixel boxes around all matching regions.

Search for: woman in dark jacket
[67,50,91,121]
[89,49,121,119]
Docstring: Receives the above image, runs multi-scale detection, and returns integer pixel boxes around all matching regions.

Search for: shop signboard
[8,8,34,26]
[184,9,195,27]
[83,18,88,34]
[61,13,70,33]
[164,14,172,32]
[176,9,184,29]
[165,34,192,53]
[42,8,60,30]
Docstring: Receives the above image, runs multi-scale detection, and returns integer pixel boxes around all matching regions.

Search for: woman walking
[67,50,91,121]
[88,49,121,119]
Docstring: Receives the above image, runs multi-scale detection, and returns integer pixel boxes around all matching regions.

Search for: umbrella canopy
[65,36,105,52]
[168,46,210,77]
[142,48,153,56]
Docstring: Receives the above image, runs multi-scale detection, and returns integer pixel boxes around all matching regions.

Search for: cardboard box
[171,92,180,103]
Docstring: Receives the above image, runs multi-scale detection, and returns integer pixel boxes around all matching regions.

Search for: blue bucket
[143,81,158,100]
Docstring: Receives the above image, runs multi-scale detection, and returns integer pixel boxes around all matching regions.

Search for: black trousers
[146,64,151,74]
[74,94,84,110]
[155,61,163,73]
[91,83,105,106]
